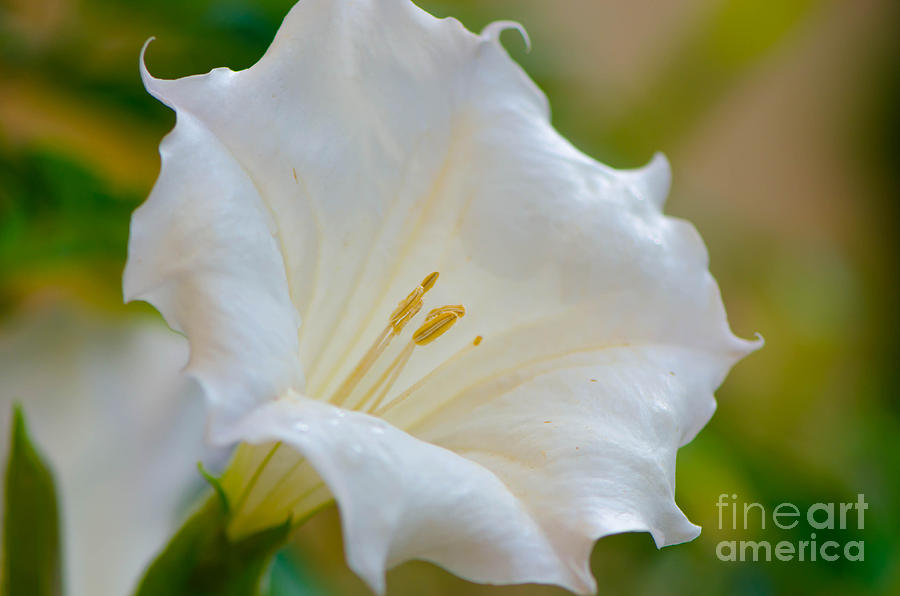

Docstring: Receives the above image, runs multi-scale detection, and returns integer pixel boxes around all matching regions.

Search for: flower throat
[326,272,479,416]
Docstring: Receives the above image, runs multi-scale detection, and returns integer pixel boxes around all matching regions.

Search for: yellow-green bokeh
[1,0,897,594]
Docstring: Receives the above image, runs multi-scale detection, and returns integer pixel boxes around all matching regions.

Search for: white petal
[0,308,223,596]
[227,396,595,594]
[620,151,672,209]
[124,106,302,439]
[132,0,494,402]
[407,345,736,571]
[481,20,532,52]
[129,0,753,416]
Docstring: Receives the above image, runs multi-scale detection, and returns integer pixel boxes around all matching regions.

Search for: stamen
[388,273,440,333]
[389,287,424,332]
[391,298,423,333]
[413,311,461,345]
[363,305,465,412]
[235,271,478,537]
[330,273,442,405]
[330,325,393,406]
[360,341,416,412]
[425,304,466,320]
[421,271,440,292]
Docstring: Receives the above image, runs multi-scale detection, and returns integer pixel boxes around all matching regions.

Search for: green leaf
[134,494,291,596]
[2,404,63,596]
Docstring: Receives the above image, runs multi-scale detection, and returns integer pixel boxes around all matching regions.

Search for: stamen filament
[330,325,393,406]
[329,273,441,405]
[363,341,416,413]
[373,336,483,417]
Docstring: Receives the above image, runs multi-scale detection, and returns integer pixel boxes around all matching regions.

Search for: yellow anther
[331,271,466,411]
[389,286,424,330]
[391,300,422,333]
[388,273,440,333]
[426,304,465,321]
[413,311,460,345]
[473,335,483,346]
[421,271,439,293]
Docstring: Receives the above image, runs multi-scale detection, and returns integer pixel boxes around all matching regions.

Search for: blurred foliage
[0,147,138,312]
[1,0,898,595]
[2,406,62,596]
[600,0,818,163]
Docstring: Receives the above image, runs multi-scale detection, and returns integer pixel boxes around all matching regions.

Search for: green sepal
[2,404,63,596]
[133,492,292,596]
[197,462,230,516]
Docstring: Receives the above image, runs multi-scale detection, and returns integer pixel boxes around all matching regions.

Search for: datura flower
[125,0,759,593]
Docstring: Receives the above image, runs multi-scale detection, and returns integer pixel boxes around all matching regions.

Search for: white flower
[124,0,759,593]
[0,307,218,596]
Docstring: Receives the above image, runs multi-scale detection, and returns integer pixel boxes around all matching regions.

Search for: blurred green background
[1,0,898,594]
